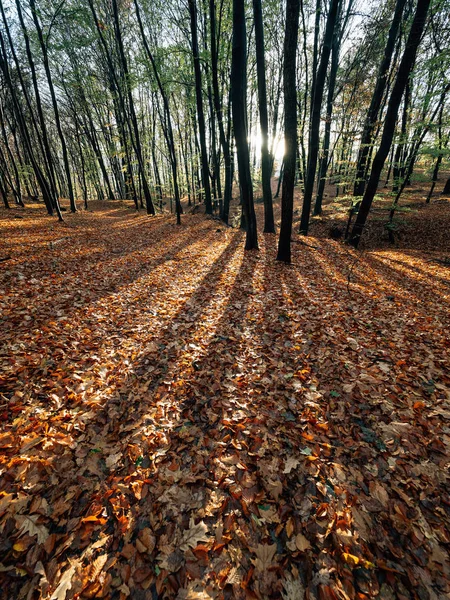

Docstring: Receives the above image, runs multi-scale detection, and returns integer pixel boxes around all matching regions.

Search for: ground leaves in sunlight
[1,201,450,599]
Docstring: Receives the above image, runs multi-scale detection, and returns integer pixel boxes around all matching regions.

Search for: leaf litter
[0,202,450,599]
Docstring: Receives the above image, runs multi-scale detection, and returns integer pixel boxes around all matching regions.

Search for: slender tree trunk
[313,13,340,215]
[426,104,449,204]
[349,0,431,248]
[299,0,340,235]
[276,0,300,263]
[392,80,411,193]
[388,84,449,227]
[210,0,232,223]
[252,0,275,233]
[10,0,58,207]
[29,0,76,213]
[0,30,58,218]
[443,178,450,195]
[134,0,181,223]
[111,0,155,215]
[275,160,284,198]
[353,0,407,196]
[188,0,213,214]
[231,0,258,250]
[0,172,10,208]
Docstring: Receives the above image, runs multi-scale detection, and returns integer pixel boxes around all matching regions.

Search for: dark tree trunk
[299,0,340,235]
[0,172,9,208]
[231,0,258,250]
[313,9,341,216]
[349,0,431,248]
[111,0,155,216]
[10,0,58,207]
[29,0,76,213]
[134,0,181,223]
[0,29,58,218]
[276,0,300,263]
[353,0,407,197]
[443,178,450,195]
[209,0,232,224]
[252,0,275,233]
[188,0,213,214]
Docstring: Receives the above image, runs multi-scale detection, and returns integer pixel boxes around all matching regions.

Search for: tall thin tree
[252,0,275,233]
[349,0,432,248]
[231,0,258,250]
[277,0,301,263]
[188,0,213,215]
[299,0,340,235]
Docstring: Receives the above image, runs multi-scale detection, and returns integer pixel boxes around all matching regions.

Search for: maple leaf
[15,514,49,545]
[180,519,210,551]
[252,543,277,571]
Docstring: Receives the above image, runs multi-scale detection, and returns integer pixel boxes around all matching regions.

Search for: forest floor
[1,185,450,600]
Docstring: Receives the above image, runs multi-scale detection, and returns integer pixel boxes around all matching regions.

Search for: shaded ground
[0,195,450,600]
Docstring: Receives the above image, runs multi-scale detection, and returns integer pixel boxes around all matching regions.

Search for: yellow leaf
[13,540,28,552]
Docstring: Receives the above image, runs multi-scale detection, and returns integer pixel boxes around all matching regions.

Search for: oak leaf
[50,563,76,600]
[180,519,209,551]
[16,514,49,545]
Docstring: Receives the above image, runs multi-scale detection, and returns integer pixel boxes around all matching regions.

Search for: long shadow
[0,221,219,393]
[275,239,450,598]
[2,231,449,599]
[370,252,450,292]
[366,253,450,310]
[0,228,247,598]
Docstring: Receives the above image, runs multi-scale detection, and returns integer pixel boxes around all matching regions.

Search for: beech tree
[349,0,432,248]
[231,0,257,250]
[277,0,301,263]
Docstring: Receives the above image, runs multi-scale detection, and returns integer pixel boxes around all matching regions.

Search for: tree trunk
[231,0,258,250]
[209,0,232,224]
[134,0,181,223]
[111,0,155,216]
[252,0,275,233]
[188,0,213,214]
[29,0,76,213]
[276,0,300,263]
[349,0,431,248]
[353,0,407,196]
[0,29,58,217]
[299,0,340,235]
[313,10,340,216]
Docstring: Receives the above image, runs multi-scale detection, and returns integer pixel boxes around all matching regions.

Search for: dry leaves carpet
[0,203,449,600]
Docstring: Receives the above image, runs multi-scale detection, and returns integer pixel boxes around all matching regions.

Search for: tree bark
[349,0,431,248]
[299,0,340,235]
[231,0,258,250]
[252,0,275,233]
[353,0,407,197]
[276,0,300,263]
[188,0,213,214]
